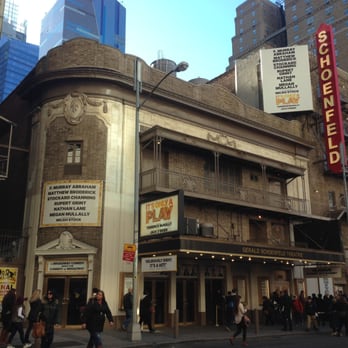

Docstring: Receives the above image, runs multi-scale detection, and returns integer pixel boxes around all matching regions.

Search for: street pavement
[8,323,341,348]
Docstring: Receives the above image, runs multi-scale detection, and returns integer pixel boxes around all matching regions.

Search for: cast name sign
[141,255,177,272]
[260,45,313,114]
[40,180,103,227]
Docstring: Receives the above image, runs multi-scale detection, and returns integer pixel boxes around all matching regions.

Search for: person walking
[229,295,248,346]
[0,288,16,346]
[304,296,318,332]
[279,290,293,331]
[225,291,235,330]
[82,289,114,348]
[6,296,32,348]
[40,290,59,348]
[122,288,133,331]
[139,291,154,333]
[24,289,42,345]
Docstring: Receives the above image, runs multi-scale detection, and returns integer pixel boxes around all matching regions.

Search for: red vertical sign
[315,23,345,174]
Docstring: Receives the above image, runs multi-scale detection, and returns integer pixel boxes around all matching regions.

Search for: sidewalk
[26,323,330,348]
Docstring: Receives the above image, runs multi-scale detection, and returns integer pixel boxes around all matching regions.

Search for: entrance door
[205,279,224,326]
[176,279,197,324]
[45,277,87,327]
[144,279,167,326]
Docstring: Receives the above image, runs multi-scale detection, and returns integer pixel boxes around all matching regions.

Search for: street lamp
[129,58,188,341]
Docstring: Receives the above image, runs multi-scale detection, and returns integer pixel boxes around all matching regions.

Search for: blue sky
[18,0,246,81]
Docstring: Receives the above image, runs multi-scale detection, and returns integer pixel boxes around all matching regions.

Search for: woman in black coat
[139,292,154,332]
[82,289,114,348]
[24,289,42,344]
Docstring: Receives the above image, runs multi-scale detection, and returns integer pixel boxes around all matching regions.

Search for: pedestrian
[304,296,318,332]
[122,288,133,331]
[279,290,293,331]
[6,295,32,348]
[40,289,59,348]
[139,291,154,333]
[262,295,274,326]
[225,291,235,330]
[0,288,16,346]
[333,293,348,336]
[229,295,248,346]
[24,289,42,345]
[292,295,304,327]
[82,289,114,348]
[215,289,226,326]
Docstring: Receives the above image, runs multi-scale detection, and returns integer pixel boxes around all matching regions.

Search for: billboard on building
[40,180,103,227]
[315,23,345,174]
[260,45,313,114]
[140,190,184,238]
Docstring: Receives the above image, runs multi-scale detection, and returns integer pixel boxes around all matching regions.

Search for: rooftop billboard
[260,45,313,114]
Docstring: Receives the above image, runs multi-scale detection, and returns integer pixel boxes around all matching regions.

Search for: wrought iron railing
[140,168,308,214]
[0,231,25,261]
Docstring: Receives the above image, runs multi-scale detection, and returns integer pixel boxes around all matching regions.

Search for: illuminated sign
[141,255,177,272]
[140,191,184,238]
[315,23,345,174]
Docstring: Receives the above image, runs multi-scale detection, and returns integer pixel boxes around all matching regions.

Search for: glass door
[45,276,87,327]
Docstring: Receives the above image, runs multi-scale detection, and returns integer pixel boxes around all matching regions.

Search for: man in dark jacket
[0,288,16,345]
[122,288,133,331]
[279,290,293,331]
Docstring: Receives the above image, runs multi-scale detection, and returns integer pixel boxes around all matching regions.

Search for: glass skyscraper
[39,0,126,58]
[0,0,38,102]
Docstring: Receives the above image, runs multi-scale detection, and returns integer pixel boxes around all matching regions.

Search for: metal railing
[140,168,308,214]
[0,232,25,261]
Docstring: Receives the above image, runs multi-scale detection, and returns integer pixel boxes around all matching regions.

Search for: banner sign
[40,180,103,227]
[315,23,345,174]
[141,255,177,272]
[0,267,18,301]
[260,45,313,113]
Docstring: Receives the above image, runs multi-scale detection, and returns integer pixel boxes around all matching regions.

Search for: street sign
[123,243,136,262]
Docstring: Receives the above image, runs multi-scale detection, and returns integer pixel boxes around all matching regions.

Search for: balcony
[0,231,26,262]
[140,168,308,215]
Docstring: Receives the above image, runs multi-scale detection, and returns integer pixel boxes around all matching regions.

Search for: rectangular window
[328,191,336,210]
[65,141,82,175]
[67,142,82,164]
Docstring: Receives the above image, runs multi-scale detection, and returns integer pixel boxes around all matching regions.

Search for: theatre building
[0,38,346,328]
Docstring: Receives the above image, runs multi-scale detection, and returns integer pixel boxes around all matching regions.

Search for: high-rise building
[0,36,38,101]
[285,0,348,72]
[228,0,348,72]
[228,0,286,67]
[0,0,37,102]
[39,0,126,58]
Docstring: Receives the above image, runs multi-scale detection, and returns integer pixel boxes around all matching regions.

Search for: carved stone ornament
[56,231,76,250]
[64,93,87,125]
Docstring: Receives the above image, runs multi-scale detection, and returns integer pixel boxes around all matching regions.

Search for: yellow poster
[0,267,18,301]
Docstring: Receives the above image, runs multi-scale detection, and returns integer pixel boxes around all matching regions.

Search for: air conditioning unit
[200,223,214,237]
[184,217,199,235]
